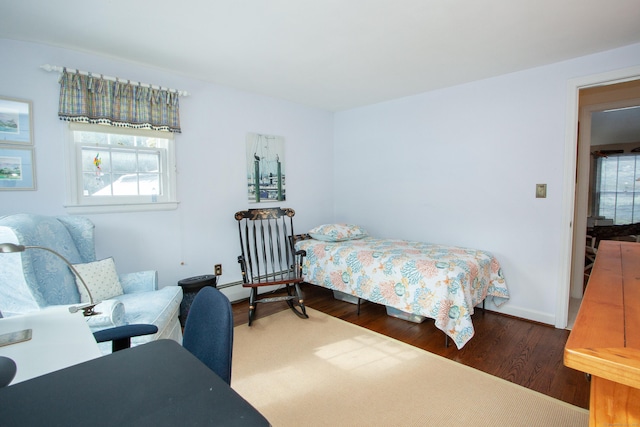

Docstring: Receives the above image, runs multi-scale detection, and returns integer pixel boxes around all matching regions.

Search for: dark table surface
[0,339,270,426]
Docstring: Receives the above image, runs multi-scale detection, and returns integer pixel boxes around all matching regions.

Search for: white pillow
[309,223,368,242]
[72,257,124,303]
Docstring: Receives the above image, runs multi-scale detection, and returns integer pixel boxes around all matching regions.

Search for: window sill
[64,201,179,215]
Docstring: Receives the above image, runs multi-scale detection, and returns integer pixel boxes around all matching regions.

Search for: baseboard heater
[217,269,293,289]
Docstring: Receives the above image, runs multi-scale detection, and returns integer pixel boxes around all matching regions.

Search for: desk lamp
[0,243,98,316]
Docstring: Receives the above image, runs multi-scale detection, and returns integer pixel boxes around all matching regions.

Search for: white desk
[0,307,101,385]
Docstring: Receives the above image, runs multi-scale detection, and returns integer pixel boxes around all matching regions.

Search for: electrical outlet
[214,264,222,276]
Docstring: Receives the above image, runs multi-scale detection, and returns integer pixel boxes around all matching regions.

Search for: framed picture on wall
[0,96,33,145]
[246,133,286,203]
[0,145,36,190]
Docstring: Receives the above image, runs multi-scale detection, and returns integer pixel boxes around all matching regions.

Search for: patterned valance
[58,70,181,133]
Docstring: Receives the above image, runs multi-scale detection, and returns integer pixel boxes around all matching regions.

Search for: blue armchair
[0,214,183,353]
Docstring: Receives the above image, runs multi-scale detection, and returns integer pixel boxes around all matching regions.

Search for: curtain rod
[40,64,190,97]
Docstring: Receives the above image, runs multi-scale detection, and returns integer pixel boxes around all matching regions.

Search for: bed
[294,224,509,349]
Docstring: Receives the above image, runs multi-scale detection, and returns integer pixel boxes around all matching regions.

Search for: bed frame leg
[357,298,361,315]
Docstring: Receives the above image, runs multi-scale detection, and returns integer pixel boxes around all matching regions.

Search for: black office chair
[0,356,16,388]
[182,286,234,385]
[93,324,158,353]
[235,207,308,326]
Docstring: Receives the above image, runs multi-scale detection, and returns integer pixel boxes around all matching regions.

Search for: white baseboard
[220,284,558,328]
[488,304,555,327]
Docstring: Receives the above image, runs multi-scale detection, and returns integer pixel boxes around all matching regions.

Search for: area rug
[231,308,588,427]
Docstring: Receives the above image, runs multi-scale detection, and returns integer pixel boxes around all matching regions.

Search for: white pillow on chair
[72,257,124,303]
[85,299,126,328]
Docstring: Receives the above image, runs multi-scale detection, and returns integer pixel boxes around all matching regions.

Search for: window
[65,123,178,213]
[594,154,640,224]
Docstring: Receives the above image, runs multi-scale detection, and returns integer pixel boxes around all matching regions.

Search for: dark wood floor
[231,283,590,409]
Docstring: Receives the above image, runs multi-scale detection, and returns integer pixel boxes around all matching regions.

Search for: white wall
[3,37,640,322]
[0,39,334,302]
[334,42,640,325]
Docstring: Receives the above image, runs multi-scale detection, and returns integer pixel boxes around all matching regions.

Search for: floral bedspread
[295,237,509,349]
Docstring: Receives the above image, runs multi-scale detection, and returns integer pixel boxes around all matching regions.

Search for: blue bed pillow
[309,224,368,242]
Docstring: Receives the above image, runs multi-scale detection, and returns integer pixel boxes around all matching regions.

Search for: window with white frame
[65,123,178,213]
[594,153,640,225]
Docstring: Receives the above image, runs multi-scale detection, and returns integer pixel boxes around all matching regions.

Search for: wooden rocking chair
[235,207,308,326]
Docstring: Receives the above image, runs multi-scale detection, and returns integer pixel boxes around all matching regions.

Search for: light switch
[536,184,547,198]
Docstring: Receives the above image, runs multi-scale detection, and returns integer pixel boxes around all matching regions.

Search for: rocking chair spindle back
[234,207,308,325]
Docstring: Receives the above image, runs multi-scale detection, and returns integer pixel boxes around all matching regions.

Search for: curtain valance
[58,70,181,133]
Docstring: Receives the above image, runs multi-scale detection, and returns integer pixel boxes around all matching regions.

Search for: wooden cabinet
[564,240,640,425]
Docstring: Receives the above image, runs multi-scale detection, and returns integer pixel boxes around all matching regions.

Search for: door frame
[557,65,640,329]
[571,97,640,301]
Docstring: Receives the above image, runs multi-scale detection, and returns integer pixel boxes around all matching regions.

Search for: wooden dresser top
[564,240,640,389]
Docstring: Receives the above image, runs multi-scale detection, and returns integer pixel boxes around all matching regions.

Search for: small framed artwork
[0,146,36,190]
[246,133,286,203]
[0,96,33,145]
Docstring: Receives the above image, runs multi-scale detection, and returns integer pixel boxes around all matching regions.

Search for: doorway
[567,78,640,328]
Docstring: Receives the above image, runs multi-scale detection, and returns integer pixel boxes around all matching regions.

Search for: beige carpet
[232,308,588,427]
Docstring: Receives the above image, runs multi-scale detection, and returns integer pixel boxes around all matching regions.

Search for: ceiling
[2,0,640,111]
